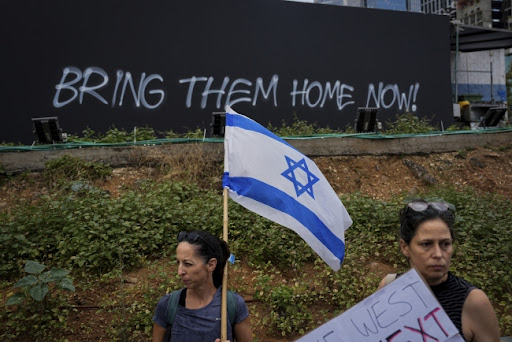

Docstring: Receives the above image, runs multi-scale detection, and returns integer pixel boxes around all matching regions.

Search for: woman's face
[400,218,453,286]
[176,242,216,289]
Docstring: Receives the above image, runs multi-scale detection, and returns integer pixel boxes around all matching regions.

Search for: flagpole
[221,187,229,341]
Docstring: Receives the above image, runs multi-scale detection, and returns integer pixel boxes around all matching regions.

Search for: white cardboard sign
[296,269,465,342]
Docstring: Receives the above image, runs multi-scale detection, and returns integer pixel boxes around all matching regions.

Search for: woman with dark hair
[378,200,501,342]
[152,230,252,342]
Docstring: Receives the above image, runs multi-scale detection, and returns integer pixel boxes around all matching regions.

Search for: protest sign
[296,268,465,342]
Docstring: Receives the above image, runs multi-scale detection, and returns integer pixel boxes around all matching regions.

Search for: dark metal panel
[451,24,512,52]
[1,0,452,144]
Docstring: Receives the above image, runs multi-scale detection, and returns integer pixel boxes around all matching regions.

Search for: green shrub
[255,281,312,336]
[1,170,511,337]
[182,128,206,139]
[68,125,157,143]
[133,126,157,141]
[0,181,223,277]
[6,261,75,305]
[2,261,74,341]
[267,114,342,136]
[43,154,112,188]
[103,260,180,341]
[384,112,437,134]
[228,205,315,269]
[270,284,313,336]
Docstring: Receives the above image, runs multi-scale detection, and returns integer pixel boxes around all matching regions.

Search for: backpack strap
[165,290,181,326]
[164,289,238,338]
[226,290,237,326]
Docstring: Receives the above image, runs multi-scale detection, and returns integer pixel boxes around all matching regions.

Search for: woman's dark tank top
[429,272,476,335]
[394,272,476,335]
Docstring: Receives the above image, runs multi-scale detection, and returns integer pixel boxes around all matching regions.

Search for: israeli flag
[222,107,352,271]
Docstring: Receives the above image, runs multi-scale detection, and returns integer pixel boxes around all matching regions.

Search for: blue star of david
[281,155,320,199]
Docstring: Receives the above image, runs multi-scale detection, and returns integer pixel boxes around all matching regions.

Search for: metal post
[490,60,494,104]
[455,23,459,103]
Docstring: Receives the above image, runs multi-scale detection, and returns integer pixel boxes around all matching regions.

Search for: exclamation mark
[412,83,420,112]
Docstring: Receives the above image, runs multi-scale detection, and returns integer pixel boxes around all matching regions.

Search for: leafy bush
[253,270,313,336]
[43,154,112,188]
[446,123,471,131]
[104,265,180,341]
[228,203,315,269]
[384,112,437,134]
[267,113,440,136]
[182,128,206,139]
[68,126,157,143]
[2,261,74,341]
[342,194,404,264]
[0,181,224,277]
[1,167,512,337]
[6,260,75,305]
[269,284,313,336]
[267,114,342,136]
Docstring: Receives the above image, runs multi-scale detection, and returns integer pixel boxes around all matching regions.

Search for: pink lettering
[424,307,449,337]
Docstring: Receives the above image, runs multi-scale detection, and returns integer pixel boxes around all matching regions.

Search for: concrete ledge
[291,130,512,156]
[1,130,511,173]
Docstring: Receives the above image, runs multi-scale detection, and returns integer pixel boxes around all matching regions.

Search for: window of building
[476,9,483,25]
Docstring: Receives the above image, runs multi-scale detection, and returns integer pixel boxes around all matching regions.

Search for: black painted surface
[1,0,452,144]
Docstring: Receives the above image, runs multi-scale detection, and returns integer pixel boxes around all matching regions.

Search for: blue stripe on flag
[227,175,345,263]
[225,112,296,150]
[222,172,229,188]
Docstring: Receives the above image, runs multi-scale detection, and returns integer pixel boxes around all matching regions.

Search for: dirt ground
[317,147,512,200]
[1,144,512,341]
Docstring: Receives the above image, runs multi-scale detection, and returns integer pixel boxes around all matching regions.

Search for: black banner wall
[1,0,452,144]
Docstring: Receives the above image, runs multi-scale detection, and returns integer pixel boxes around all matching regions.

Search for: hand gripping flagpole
[221,187,229,341]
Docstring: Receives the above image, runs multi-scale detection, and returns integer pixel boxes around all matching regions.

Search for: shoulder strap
[226,290,237,326]
[384,273,397,286]
[165,290,181,325]
[165,289,238,327]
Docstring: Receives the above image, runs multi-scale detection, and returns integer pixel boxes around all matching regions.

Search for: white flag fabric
[222,107,352,271]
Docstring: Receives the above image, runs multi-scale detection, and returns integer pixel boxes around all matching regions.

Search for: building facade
[421,0,457,17]
[315,0,422,11]
[452,49,507,103]
[456,0,511,29]
[451,0,509,108]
